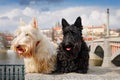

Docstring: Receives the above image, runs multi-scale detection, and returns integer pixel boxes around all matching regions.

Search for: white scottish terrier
[11,18,56,73]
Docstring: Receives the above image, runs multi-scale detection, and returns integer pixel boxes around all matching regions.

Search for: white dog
[11,18,56,73]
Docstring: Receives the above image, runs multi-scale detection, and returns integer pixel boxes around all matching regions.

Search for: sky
[0,0,120,33]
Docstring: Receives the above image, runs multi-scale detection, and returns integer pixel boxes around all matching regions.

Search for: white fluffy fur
[11,18,56,73]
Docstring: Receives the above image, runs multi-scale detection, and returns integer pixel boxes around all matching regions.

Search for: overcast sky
[0,0,120,32]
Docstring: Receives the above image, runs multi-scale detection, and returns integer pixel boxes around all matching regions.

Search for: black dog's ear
[74,17,83,29]
[62,18,69,29]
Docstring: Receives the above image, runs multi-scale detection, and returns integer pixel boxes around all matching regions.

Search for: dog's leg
[76,42,89,74]
[76,54,89,74]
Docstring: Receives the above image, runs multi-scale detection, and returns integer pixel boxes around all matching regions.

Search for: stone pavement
[25,67,120,80]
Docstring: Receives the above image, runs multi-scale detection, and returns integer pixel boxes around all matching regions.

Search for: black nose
[16,45,21,48]
[65,42,70,46]
[65,42,73,47]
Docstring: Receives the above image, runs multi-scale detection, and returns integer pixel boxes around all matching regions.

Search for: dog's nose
[65,42,72,47]
[65,42,69,46]
[16,45,21,48]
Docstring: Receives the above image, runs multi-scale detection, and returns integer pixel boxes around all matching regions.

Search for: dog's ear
[31,17,38,29]
[19,18,26,26]
[62,18,69,29]
[74,17,83,29]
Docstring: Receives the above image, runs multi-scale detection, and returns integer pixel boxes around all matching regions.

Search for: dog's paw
[76,70,87,74]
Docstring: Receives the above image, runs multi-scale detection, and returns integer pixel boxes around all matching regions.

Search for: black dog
[55,17,89,74]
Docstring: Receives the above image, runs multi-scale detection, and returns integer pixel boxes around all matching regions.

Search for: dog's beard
[64,45,73,52]
[63,42,81,55]
[62,38,80,52]
[12,43,35,58]
[16,45,28,54]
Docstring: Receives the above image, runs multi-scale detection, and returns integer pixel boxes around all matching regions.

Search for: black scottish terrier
[55,17,89,74]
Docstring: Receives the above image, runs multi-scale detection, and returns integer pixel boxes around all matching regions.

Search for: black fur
[55,17,89,74]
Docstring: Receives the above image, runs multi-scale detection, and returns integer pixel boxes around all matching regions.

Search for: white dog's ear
[31,17,38,29]
[19,18,26,26]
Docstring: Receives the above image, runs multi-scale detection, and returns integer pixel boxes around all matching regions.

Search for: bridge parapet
[88,37,120,67]
[110,41,120,55]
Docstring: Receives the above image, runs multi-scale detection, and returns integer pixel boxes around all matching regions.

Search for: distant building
[5,35,14,48]
[83,24,106,38]
[52,24,107,41]
[110,29,119,37]
[40,24,119,42]
[0,32,14,48]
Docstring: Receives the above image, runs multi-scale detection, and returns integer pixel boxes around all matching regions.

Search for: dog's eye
[14,35,17,38]
[25,33,29,36]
